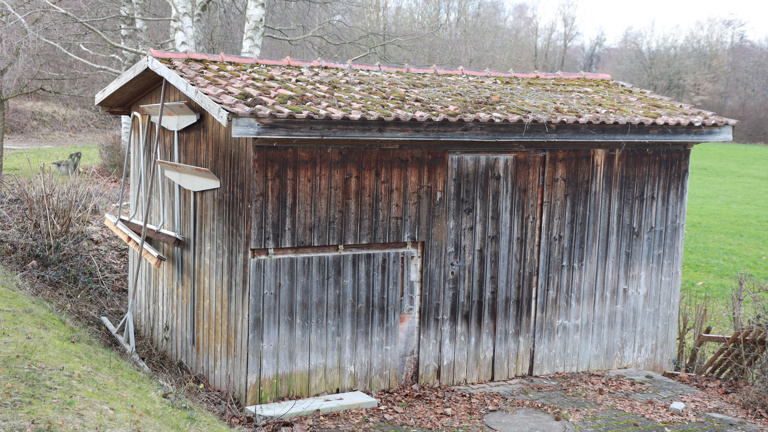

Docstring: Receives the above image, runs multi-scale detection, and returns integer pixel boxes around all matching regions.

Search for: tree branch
[41,0,144,56]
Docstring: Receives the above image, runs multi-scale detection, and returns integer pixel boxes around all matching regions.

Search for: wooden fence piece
[687,325,712,373]
[696,327,767,379]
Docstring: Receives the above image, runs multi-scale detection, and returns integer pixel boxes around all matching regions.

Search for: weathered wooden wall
[247,147,446,403]
[126,106,690,406]
[128,85,252,401]
[245,145,689,403]
[533,148,689,375]
[249,247,421,403]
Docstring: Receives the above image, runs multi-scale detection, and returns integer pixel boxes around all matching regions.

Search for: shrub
[0,164,114,293]
[99,132,127,177]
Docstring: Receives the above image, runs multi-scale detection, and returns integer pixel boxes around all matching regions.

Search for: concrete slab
[245,391,377,421]
[484,408,575,432]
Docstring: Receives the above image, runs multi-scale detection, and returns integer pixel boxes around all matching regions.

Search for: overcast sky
[527,0,768,44]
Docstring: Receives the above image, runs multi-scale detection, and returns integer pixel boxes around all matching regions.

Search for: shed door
[443,154,543,383]
[248,244,421,403]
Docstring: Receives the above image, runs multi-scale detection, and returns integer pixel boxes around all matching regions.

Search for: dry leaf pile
[256,384,520,432]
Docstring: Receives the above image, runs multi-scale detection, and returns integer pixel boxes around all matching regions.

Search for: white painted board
[245,391,378,421]
[157,160,220,192]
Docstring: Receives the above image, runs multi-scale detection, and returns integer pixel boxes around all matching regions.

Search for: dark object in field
[52,152,81,175]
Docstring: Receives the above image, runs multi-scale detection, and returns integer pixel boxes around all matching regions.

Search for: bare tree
[0,1,54,176]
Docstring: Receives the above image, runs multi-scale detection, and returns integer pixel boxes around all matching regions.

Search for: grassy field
[0,269,230,431]
[3,145,100,177]
[682,142,768,306]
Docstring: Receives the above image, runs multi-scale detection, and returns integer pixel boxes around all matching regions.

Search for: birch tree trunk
[120,0,149,148]
[0,96,5,177]
[169,0,197,51]
[241,0,266,57]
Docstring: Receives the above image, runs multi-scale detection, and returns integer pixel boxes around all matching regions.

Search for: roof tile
[148,49,737,127]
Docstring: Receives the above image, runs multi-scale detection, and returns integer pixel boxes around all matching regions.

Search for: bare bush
[3,164,98,252]
[99,131,127,176]
[0,164,119,294]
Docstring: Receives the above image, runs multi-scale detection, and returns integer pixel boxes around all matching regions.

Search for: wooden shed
[95,49,735,405]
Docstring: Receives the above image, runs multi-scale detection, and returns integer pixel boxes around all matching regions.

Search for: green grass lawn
[682,142,768,308]
[0,269,230,431]
[3,145,100,177]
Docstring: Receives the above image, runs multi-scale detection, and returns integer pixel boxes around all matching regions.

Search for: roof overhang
[232,117,733,144]
[95,56,229,126]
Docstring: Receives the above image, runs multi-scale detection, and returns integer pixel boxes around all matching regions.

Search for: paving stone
[452,369,762,432]
[484,408,575,432]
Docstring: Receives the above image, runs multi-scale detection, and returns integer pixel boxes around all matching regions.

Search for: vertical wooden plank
[519,154,543,376]
[260,258,279,402]
[454,155,478,383]
[494,155,513,380]
[296,149,314,247]
[359,149,376,245]
[294,257,311,396]
[308,255,328,396]
[418,151,446,385]
[564,152,591,373]
[617,150,644,367]
[354,252,372,391]
[554,152,576,373]
[280,148,297,248]
[403,150,420,241]
[277,258,296,396]
[583,149,613,371]
[603,150,626,369]
[467,156,490,383]
[325,254,342,393]
[369,252,386,390]
[264,148,281,249]
[388,151,405,241]
[373,150,391,243]
[534,151,565,375]
[625,150,654,367]
[327,149,345,246]
[312,148,331,246]
[251,147,266,249]
[650,150,674,371]
[440,154,462,385]
[247,259,264,405]
[339,254,357,391]
[480,156,502,381]
[666,149,690,370]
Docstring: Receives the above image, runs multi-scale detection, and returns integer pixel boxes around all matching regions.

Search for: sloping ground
[0,269,230,431]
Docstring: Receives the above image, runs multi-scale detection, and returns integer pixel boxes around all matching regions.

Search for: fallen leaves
[260,384,512,432]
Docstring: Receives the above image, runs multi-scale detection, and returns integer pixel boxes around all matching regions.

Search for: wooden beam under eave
[232,117,733,144]
[103,107,131,116]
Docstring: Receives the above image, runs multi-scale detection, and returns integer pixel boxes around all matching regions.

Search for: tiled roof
[148,49,736,127]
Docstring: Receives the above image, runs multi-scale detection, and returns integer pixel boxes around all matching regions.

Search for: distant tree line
[1,0,767,148]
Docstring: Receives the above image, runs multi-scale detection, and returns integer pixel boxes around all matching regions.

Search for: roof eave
[232,117,733,144]
[95,55,229,127]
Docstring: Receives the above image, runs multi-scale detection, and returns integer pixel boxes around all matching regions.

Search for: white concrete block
[669,401,686,414]
[245,391,378,421]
